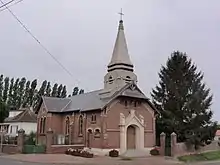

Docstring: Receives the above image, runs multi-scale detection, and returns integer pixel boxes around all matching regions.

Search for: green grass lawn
[178,150,220,162]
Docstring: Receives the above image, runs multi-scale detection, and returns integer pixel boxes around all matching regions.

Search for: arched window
[125,76,131,83]
[109,76,113,84]
[124,100,128,107]
[78,115,83,136]
[65,116,70,135]
[39,118,43,133]
[94,128,101,138]
[42,117,46,133]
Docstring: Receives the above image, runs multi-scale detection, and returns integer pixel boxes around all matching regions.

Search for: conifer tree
[29,79,37,107]
[45,82,51,97]
[3,77,9,102]
[38,80,47,97]
[72,87,79,96]
[152,51,217,149]
[18,77,26,108]
[61,86,67,98]
[22,80,30,108]
[51,83,58,97]
[79,89,84,94]
[11,78,20,108]
[7,78,14,106]
[57,84,63,97]
[0,74,3,101]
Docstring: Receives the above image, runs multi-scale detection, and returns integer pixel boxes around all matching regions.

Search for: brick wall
[2,144,18,154]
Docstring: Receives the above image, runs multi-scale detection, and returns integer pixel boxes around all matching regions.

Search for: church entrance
[126,125,136,149]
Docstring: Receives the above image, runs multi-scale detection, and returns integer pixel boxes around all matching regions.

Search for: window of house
[94,128,101,138]
[10,126,12,133]
[65,117,70,135]
[78,115,83,136]
[16,126,18,133]
[91,114,96,123]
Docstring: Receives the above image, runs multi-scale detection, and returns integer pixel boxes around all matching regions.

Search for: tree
[72,87,79,96]
[45,82,51,97]
[7,78,14,106]
[28,79,37,107]
[51,83,58,97]
[151,51,217,150]
[38,80,47,97]
[0,101,8,123]
[61,86,67,98]
[11,78,20,108]
[79,89,84,94]
[0,74,3,101]
[3,77,9,102]
[22,80,30,108]
[18,77,26,108]
[57,84,63,97]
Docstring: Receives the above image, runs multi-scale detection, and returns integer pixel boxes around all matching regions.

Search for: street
[0,158,46,165]
[1,155,220,165]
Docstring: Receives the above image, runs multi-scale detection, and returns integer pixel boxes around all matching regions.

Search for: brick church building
[36,18,157,155]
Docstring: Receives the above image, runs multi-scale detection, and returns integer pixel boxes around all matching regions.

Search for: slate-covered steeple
[107,20,134,72]
[104,18,137,90]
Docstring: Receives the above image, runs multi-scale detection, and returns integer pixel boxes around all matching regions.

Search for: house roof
[36,83,157,114]
[5,109,37,123]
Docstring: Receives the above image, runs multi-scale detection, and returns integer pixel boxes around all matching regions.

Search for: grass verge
[178,150,220,162]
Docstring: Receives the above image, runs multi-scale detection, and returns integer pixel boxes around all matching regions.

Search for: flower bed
[65,148,94,158]
[109,149,119,157]
[150,146,160,156]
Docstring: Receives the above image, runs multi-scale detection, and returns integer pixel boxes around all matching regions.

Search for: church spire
[104,11,137,90]
[107,13,134,72]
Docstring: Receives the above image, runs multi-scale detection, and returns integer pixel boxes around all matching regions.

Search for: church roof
[42,89,106,113]
[37,83,157,114]
[5,109,37,123]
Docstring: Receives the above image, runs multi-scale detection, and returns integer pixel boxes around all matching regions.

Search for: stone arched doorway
[126,125,136,149]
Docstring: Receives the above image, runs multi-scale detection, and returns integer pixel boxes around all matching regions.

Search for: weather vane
[118,8,124,20]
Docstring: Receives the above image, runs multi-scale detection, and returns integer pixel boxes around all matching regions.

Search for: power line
[0,0,23,12]
[0,0,89,91]
[0,0,16,9]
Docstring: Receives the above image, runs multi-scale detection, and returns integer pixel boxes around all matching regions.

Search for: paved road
[0,158,47,165]
[1,156,220,165]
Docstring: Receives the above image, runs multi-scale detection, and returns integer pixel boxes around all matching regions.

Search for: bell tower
[104,15,137,90]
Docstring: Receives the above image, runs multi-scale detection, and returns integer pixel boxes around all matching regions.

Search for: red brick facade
[36,96,155,150]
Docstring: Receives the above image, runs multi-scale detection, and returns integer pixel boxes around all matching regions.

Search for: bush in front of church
[65,148,94,158]
[109,149,119,157]
[150,147,160,156]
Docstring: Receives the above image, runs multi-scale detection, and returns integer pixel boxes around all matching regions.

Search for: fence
[23,145,46,154]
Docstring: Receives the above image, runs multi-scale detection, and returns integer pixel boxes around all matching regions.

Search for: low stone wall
[50,145,84,154]
[2,144,18,154]
[175,140,220,156]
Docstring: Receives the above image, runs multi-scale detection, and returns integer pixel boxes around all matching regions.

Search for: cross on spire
[118,8,124,21]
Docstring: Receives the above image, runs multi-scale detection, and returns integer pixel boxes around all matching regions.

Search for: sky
[0,0,219,120]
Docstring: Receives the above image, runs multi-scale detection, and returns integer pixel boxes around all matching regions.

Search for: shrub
[66,148,93,158]
[150,147,160,156]
[109,149,119,157]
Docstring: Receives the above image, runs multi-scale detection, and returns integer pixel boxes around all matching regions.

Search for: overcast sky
[0,0,219,120]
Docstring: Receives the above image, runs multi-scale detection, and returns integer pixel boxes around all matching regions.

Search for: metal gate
[165,135,171,156]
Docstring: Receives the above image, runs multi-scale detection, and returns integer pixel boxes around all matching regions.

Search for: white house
[0,108,37,136]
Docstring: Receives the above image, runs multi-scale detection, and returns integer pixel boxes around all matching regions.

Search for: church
[36,18,157,155]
